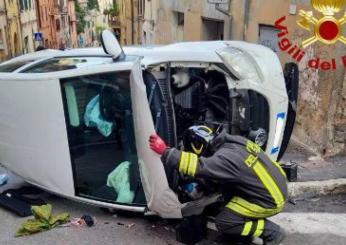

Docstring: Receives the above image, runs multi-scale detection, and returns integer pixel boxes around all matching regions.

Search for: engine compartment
[171,67,231,141]
[145,62,270,149]
[146,63,232,145]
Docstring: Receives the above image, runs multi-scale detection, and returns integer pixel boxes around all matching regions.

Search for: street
[0,190,346,245]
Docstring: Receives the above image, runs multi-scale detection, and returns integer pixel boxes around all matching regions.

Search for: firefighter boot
[260,220,286,245]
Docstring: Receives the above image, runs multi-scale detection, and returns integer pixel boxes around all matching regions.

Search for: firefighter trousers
[215,207,281,240]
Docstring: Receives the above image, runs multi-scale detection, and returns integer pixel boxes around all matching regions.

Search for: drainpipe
[137,3,140,44]
[130,0,134,44]
[243,0,250,41]
[18,0,26,54]
[3,0,10,58]
[214,1,232,40]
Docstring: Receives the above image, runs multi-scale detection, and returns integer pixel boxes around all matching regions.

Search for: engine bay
[171,66,231,141]
[147,62,232,144]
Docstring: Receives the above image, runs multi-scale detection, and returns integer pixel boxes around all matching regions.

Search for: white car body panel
[0,41,288,217]
[0,75,75,196]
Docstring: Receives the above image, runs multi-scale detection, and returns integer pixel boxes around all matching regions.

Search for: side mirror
[100,30,124,60]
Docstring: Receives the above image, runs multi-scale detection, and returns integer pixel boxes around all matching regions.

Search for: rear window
[0,61,34,72]
[22,57,114,73]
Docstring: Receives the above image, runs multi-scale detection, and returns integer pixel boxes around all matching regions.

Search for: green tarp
[16,204,69,237]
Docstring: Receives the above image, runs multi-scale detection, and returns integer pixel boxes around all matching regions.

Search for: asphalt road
[1,166,346,245]
[0,195,179,245]
[1,193,346,245]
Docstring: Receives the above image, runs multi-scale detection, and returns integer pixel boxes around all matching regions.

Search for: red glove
[149,134,167,155]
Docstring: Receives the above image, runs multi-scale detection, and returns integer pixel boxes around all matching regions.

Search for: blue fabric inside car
[84,94,115,137]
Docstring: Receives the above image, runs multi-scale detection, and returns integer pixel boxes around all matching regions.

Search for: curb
[288,178,346,198]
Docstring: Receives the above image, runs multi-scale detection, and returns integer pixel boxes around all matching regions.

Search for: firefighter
[149,125,288,245]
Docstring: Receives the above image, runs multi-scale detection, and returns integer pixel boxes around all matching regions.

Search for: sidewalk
[281,152,346,182]
[281,140,346,198]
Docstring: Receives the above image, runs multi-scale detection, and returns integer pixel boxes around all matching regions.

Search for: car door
[130,60,183,218]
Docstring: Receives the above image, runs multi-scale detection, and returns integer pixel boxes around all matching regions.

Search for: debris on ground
[116,222,136,228]
[126,223,135,228]
[81,214,96,227]
[0,188,46,217]
[16,204,69,237]
[59,214,96,228]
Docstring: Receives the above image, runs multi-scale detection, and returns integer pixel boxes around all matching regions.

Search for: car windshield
[0,60,34,72]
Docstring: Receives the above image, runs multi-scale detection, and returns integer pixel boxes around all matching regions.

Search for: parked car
[0,31,298,218]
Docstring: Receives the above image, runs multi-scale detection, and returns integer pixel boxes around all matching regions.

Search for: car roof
[1,41,273,70]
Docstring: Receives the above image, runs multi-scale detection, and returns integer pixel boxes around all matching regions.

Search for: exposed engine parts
[170,67,230,140]
[147,62,270,151]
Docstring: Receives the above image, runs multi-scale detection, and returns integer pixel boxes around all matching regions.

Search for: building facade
[0,0,9,61]
[54,0,69,49]
[115,0,143,45]
[76,0,105,48]
[5,0,22,57]
[35,0,57,48]
[96,0,111,33]
[142,0,228,45]
[80,9,98,47]
[19,0,39,53]
[68,0,77,48]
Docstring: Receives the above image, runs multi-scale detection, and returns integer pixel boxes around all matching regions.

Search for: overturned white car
[0,31,298,218]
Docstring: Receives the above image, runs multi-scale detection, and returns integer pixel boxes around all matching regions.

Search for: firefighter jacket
[161,130,288,219]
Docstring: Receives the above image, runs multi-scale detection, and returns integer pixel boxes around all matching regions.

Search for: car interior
[61,71,146,205]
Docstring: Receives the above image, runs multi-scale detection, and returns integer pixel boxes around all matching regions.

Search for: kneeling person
[149,125,288,245]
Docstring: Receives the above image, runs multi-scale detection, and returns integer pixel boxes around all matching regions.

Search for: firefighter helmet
[183,125,215,156]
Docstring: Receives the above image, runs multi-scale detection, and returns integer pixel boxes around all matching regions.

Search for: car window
[61,71,146,205]
[23,57,113,73]
[0,60,34,72]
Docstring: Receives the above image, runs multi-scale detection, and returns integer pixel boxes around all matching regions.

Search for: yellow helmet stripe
[199,125,213,134]
[191,143,204,155]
